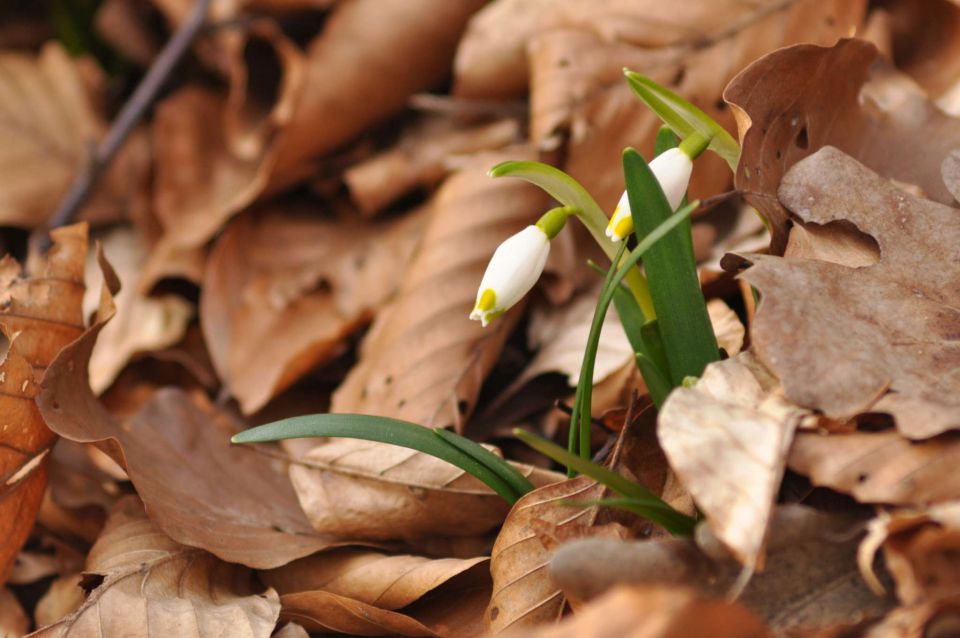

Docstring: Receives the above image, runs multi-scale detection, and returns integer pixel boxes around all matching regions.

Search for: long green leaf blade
[432,427,535,497]
[623,148,718,385]
[514,429,695,535]
[232,414,523,504]
[624,70,740,171]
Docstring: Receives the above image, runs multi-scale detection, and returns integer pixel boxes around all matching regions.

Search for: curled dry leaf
[736,147,960,438]
[332,150,549,430]
[726,38,960,250]
[0,224,87,584]
[37,296,335,568]
[658,352,809,570]
[344,116,520,216]
[276,590,439,637]
[859,503,960,605]
[83,226,193,394]
[499,585,770,638]
[486,476,604,633]
[551,505,892,634]
[260,0,487,190]
[0,43,147,228]
[527,0,863,211]
[30,496,280,638]
[289,437,563,542]
[201,206,425,414]
[789,430,960,507]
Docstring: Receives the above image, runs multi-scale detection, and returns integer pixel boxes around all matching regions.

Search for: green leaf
[624,70,740,171]
[514,429,695,536]
[654,125,679,157]
[433,426,535,497]
[232,414,526,504]
[636,353,672,409]
[574,497,697,531]
[623,148,719,385]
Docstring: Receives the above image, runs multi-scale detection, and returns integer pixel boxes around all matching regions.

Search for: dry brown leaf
[37,302,336,568]
[277,590,439,637]
[551,505,892,634]
[332,150,549,430]
[260,548,487,608]
[789,430,960,507]
[0,587,28,638]
[499,585,770,638]
[262,549,490,637]
[526,0,864,212]
[859,503,960,605]
[344,116,520,216]
[726,38,960,251]
[201,206,425,414]
[862,596,960,638]
[30,496,280,637]
[261,0,487,190]
[735,146,960,438]
[485,476,606,634]
[0,225,88,584]
[289,437,563,542]
[152,86,269,248]
[0,43,147,228]
[82,227,193,394]
[658,352,809,570]
[34,574,84,628]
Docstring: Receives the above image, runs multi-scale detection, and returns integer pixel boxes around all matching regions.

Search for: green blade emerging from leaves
[625,70,740,171]
[514,429,695,536]
[433,426,535,497]
[624,148,719,385]
[232,414,528,504]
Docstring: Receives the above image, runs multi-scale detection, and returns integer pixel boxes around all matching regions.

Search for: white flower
[605,147,693,242]
[470,225,550,327]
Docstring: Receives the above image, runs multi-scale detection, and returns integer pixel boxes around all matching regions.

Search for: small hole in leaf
[458,400,469,415]
[490,607,500,621]
[714,98,727,111]
[385,375,393,386]
[795,126,809,149]
[51,399,60,410]
[776,149,782,160]
[857,473,869,484]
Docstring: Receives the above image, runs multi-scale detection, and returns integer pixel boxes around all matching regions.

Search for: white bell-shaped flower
[470,225,550,327]
[605,146,693,242]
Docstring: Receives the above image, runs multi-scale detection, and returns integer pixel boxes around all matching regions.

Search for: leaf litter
[7,2,960,637]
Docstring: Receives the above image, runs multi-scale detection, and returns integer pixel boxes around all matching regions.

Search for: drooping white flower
[470,225,550,327]
[605,146,694,242]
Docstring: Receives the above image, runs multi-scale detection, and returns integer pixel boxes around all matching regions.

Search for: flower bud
[605,146,694,242]
[470,225,550,327]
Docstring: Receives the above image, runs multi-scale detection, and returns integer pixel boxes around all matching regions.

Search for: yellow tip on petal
[611,216,633,241]
[476,288,497,313]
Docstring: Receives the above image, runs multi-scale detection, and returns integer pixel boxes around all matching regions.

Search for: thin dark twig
[39,0,212,246]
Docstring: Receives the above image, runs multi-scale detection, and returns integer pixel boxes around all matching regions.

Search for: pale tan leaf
[0,224,88,584]
[658,353,809,569]
[82,227,193,394]
[30,497,280,638]
[726,38,960,250]
[790,430,960,507]
[499,585,770,638]
[332,150,550,430]
[34,574,84,628]
[201,206,425,413]
[260,549,487,609]
[736,147,960,438]
[289,437,563,541]
[0,587,28,638]
[707,299,744,357]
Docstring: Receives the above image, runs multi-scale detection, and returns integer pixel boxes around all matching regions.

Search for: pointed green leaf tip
[623,69,740,171]
[232,414,532,504]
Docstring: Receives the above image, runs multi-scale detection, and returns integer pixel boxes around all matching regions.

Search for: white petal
[649,148,693,211]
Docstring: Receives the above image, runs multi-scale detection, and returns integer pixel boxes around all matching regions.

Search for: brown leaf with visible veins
[30,496,280,637]
[289,437,562,542]
[551,505,892,634]
[499,585,770,638]
[332,150,549,430]
[201,206,425,414]
[725,38,960,251]
[735,146,960,438]
[37,297,336,568]
[789,430,960,507]
[0,224,87,584]
[659,353,809,571]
